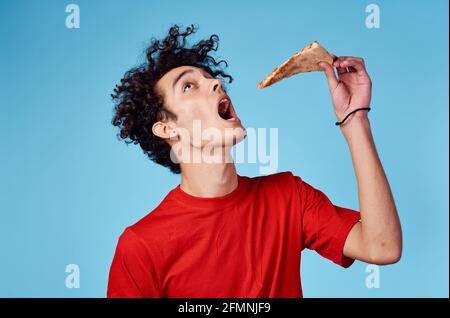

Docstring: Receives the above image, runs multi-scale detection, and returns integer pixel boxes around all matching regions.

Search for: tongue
[218,101,229,119]
[219,111,229,120]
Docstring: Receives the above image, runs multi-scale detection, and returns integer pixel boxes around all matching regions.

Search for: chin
[220,120,246,146]
[231,126,247,146]
[200,124,246,149]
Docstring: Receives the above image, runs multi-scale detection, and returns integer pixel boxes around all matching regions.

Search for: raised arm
[319,57,402,265]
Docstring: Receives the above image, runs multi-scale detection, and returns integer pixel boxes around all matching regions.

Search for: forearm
[341,114,402,263]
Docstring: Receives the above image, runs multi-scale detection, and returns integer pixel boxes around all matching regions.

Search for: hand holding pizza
[257,42,372,124]
[319,56,372,123]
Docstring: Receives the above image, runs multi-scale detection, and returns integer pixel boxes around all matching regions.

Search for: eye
[182,82,195,92]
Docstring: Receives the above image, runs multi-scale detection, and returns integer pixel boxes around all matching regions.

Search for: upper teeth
[219,98,229,114]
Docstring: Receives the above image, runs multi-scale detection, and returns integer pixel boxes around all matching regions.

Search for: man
[107,24,402,298]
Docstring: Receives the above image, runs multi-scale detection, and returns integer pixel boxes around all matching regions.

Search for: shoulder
[115,189,180,252]
[242,171,304,201]
[112,227,149,261]
[246,170,299,189]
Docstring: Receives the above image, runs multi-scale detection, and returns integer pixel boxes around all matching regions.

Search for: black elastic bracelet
[335,107,371,126]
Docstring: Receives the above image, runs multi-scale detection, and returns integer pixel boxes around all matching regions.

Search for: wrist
[340,113,371,141]
[335,106,370,125]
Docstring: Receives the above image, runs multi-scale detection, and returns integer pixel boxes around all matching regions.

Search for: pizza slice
[257,41,334,89]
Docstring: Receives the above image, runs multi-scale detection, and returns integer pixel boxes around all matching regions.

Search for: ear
[152,121,173,139]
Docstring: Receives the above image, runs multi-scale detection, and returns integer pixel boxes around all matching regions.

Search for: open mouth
[217,97,237,121]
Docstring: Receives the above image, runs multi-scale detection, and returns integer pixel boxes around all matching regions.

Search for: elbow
[368,244,402,265]
[373,251,402,265]
[365,227,403,265]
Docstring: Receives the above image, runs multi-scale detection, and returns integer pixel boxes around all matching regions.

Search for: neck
[179,147,238,198]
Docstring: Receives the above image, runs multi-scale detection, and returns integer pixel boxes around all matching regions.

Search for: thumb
[319,62,338,91]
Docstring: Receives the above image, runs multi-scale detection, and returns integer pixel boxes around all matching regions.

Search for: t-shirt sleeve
[294,174,361,268]
[107,228,162,298]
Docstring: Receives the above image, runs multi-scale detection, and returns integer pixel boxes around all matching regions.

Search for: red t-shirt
[107,171,361,298]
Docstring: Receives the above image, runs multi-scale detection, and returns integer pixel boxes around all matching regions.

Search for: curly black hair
[111,24,233,174]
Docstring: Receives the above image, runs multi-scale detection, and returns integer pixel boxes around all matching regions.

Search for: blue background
[0,0,448,297]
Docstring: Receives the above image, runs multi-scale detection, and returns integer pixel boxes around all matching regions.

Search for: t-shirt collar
[169,174,249,209]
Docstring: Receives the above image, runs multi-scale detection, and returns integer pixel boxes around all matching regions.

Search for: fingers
[334,56,366,66]
[333,56,367,75]
[337,66,348,75]
[319,62,338,91]
[320,55,368,90]
[329,54,348,74]
[340,60,366,73]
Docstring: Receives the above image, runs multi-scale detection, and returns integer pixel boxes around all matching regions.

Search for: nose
[211,78,224,94]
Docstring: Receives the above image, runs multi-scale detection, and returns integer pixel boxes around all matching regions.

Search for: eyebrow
[172,69,212,92]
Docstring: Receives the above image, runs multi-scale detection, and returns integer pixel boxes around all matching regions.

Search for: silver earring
[169,129,178,139]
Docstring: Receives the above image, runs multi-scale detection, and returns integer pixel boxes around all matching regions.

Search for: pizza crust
[257,41,334,89]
